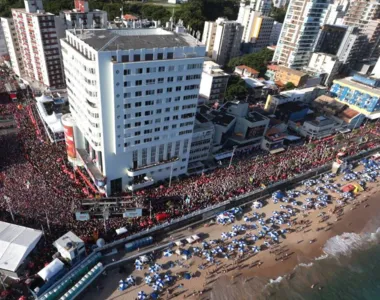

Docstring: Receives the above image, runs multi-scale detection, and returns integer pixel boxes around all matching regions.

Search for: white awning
[270,148,286,154]
[214,152,233,160]
[116,227,128,235]
[37,258,65,281]
[0,221,42,272]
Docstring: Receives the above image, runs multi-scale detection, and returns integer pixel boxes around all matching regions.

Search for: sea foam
[323,227,380,257]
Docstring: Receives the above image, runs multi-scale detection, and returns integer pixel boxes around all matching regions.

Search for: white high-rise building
[202,18,243,66]
[0,23,8,57]
[12,0,66,89]
[61,28,205,195]
[0,18,23,77]
[273,0,331,69]
[324,0,349,25]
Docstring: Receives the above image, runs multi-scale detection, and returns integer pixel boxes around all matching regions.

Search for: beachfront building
[0,18,23,77]
[11,0,66,89]
[273,0,330,69]
[59,0,108,30]
[199,61,229,104]
[60,28,205,195]
[330,74,380,120]
[202,18,243,66]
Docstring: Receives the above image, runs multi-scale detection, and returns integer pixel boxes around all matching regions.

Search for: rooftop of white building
[69,28,201,51]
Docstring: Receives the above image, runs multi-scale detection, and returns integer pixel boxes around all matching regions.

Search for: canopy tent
[37,258,65,281]
[116,227,128,235]
[342,184,355,193]
[0,221,42,272]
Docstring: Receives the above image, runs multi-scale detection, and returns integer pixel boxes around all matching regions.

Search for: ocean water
[255,221,380,300]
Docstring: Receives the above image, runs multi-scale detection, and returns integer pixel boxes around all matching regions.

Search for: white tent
[116,227,128,235]
[0,221,43,272]
[37,258,65,281]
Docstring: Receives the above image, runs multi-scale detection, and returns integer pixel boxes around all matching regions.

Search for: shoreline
[205,186,380,300]
[82,167,380,300]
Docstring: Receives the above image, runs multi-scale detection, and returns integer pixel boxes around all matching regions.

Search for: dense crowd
[0,100,379,277]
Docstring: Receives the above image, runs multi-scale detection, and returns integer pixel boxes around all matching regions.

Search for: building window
[146,90,155,95]
[134,54,141,62]
[135,102,142,107]
[122,55,129,62]
[158,78,164,84]
[146,79,155,85]
[156,109,162,114]
[124,69,131,75]
[145,100,154,106]
[159,66,165,72]
[135,122,141,127]
[157,88,163,94]
[136,68,143,74]
[135,140,140,145]
[145,53,153,61]
[124,81,131,87]
[168,77,174,82]
[135,80,142,86]
[167,87,172,93]
[167,52,173,59]
[176,86,181,91]
[124,103,131,109]
[135,112,141,117]
[135,91,142,97]
[157,53,163,60]
[125,123,131,128]
[177,76,183,81]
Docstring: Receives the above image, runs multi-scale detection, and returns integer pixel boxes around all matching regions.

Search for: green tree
[225,75,248,100]
[334,133,344,142]
[227,48,274,76]
[283,82,296,90]
[270,6,287,23]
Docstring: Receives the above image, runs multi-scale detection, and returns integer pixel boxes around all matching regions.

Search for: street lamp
[228,146,238,168]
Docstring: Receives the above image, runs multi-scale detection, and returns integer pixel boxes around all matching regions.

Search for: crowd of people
[0,99,380,277]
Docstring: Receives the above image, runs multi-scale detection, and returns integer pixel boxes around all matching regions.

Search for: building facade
[335,26,366,67]
[304,52,341,86]
[61,28,205,195]
[12,0,65,89]
[313,24,347,55]
[0,23,8,57]
[330,75,380,119]
[199,61,229,103]
[59,0,108,30]
[242,16,275,53]
[269,21,282,45]
[274,66,308,87]
[0,18,23,77]
[273,0,330,69]
[202,18,243,66]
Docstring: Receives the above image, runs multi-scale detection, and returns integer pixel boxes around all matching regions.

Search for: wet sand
[82,164,380,300]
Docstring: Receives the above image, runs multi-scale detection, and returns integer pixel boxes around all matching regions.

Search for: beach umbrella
[211,248,217,255]
[206,256,214,263]
[152,284,160,291]
[202,241,209,248]
[150,292,159,300]
[152,273,160,280]
[126,275,135,285]
[230,231,237,237]
[154,263,162,271]
[135,259,142,265]
[227,244,235,252]
[149,266,156,273]
[138,291,147,300]
[156,280,164,289]
[118,280,127,291]
[135,264,143,270]
[221,232,229,239]
[145,275,152,285]
[192,247,200,253]
[184,273,192,280]
[164,249,172,257]
[224,254,229,259]
[164,274,172,282]
[252,246,259,253]
[238,248,245,254]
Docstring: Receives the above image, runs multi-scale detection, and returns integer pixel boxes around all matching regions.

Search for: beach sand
[82,165,380,300]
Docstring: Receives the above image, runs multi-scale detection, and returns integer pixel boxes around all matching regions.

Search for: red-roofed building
[123,14,138,21]
[234,65,259,78]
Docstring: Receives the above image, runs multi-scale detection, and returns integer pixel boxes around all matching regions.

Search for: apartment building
[60,28,205,195]
[202,18,243,66]
[273,0,331,69]
[0,18,23,77]
[274,66,308,87]
[0,24,7,57]
[269,21,282,45]
[59,0,108,30]
[12,0,65,89]
[304,52,342,86]
[199,61,229,104]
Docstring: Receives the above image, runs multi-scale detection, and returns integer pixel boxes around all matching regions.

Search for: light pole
[149,200,152,220]
[169,163,174,187]
[3,196,14,222]
[228,146,238,168]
